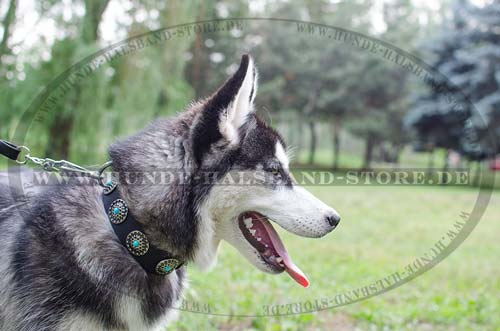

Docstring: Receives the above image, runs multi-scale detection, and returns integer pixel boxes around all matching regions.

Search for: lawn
[170,185,500,331]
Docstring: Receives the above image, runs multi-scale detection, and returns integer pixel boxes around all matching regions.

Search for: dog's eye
[269,165,280,176]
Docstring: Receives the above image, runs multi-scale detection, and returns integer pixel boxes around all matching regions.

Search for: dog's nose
[325,212,341,229]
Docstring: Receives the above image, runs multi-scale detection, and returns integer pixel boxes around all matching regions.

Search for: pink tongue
[260,217,310,288]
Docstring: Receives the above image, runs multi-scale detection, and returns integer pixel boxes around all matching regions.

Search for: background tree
[407,0,499,170]
[184,1,249,99]
[0,0,18,139]
[0,0,497,189]
[255,0,373,165]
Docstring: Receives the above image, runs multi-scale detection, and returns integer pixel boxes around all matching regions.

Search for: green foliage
[2,0,497,171]
[407,0,500,161]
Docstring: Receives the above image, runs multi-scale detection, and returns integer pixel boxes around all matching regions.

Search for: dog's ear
[191,54,257,165]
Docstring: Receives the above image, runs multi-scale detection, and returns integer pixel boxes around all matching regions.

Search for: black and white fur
[0,55,339,330]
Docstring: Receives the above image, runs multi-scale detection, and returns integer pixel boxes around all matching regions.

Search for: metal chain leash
[7,144,112,187]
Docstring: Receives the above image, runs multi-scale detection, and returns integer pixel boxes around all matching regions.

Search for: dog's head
[110,55,339,287]
[190,55,340,287]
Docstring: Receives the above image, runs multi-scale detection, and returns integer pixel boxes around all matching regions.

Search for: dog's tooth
[276,257,283,263]
[243,218,253,229]
[249,229,256,236]
[257,237,261,241]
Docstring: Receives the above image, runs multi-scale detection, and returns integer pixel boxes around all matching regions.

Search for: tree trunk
[427,149,435,173]
[441,149,450,185]
[332,116,341,169]
[442,149,449,172]
[296,114,304,152]
[473,160,481,187]
[363,136,375,170]
[190,3,206,98]
[82,0,110,43]
[307,121,317,165]
[392,143,402,165]
[0,0,17,58]
[46,0,110,159]
[286,115,295,151]
[302,81,321,165]
[46,114,74,159]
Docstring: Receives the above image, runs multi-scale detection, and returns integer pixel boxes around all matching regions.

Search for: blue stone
[113,207,120,215]
[164,266,171,272]
[133,240,140,248]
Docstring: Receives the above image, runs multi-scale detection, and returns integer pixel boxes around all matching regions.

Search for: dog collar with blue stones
[101,182,183,276]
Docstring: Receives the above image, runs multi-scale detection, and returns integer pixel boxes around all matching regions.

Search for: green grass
[171,185,500,331]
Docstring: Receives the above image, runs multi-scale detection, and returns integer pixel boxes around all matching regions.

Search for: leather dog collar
[102,183,183,276]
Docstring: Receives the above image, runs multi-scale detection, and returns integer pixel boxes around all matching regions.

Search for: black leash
[0,139,22,161]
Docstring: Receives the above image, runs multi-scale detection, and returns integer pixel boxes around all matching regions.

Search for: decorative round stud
[103,179,117,195]
[155,259,180,275]
[108,199,128,224]
[126,231,149,256]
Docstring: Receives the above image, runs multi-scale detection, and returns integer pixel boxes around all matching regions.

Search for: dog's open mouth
[238,212,310,288]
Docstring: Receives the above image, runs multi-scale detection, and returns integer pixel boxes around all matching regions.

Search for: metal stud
[126,231,149,256]
[103,179,117,195]
[155,259,180,275]
[108,199,128,224]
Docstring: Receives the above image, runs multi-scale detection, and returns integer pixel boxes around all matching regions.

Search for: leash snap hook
[97,161,114,188]
[15,146,31,165]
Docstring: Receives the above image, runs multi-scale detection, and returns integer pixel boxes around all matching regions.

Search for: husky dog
[0,55,340,331]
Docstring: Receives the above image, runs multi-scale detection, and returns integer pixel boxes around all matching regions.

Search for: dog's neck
[108,112,201,262]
